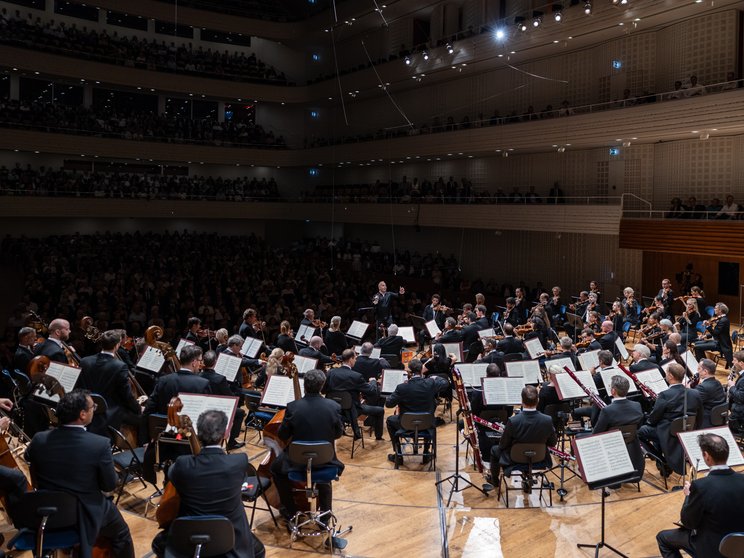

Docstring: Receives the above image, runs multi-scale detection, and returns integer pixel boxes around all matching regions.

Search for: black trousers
[656,527,693,558]
[99,499,135,558]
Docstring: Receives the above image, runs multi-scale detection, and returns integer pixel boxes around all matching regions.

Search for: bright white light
[495,28,505,40]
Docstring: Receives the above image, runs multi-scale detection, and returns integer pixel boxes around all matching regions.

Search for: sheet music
[296,324,313,344]
[347,320,369,339]
[261,375,304,407]
[681,351,698,375]
[505,360,542,384]
[478,328,496,339]
[523,337,545,359]
[177,393,238,438]
[34,362,81,402]
[546,357,575,374]
[214,353,242,383]
[397,326,416,344]
[615,337,629,360]
[677,426,744,471]
[425,320,441,338]
[481,377,525,405]
[176,338,195,358]
[137,345,165,373]
[457,363,489,388]
[293,355,319,375]
[351,345,382,359]
[599,367,637,393]
[552,370,590,400]
[241,337,263,359]
[634,369,669,395]
[442,342,463,363]
[381,369,408,393]
[577,350,617,372]
[573,430,635,484]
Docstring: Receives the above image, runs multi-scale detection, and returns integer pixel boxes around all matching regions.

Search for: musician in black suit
[477,338,505,370]
[385,359,448,465]
[593,374,645,477]
[144,345,211,416]
[78,330,142,441]
[546,337,579,369]
[271,369,345,520]
[513,288,528,322]
[275,320,299,354]
[298,336,334,367]
[488,385,557,483]
[438,317,464,344]
[694,358,726,428]
[352,342,391,381]
[694,302,733,368]
[325,349,384,439]
[198,350,246,450]
[656,433,744,558]
[496,324,525,356]
[153,410,265,558]
[419,294,449,349]
[12,326,36,373]
[25,390,135,558]
[657,277,675,317]
[238,308,262,340]
[727,350,744,427]
[372,280,405,330]
[470,364,511,460]
[638,363,703,475]
[597,321,620,357]
[375,324,406,358]
[33,318,72,364]
[629,344,663,372]
[503,297,523,328]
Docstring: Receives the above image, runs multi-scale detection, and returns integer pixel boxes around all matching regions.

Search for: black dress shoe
[387,454,403,465]
[227,440,245,450]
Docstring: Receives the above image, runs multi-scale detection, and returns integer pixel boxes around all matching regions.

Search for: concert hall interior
[1,0,744,556]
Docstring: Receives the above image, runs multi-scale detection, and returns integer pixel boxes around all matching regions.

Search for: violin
[311,319,328,329]
[196,328,216,339]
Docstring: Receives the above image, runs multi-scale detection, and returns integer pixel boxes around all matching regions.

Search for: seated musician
[630,344,663,372]
[25,390,135,558]
[622,287,641,327]
[13,326,36,373]
[597,320,620,356]
[270,369,345,525]
[503,297,523,328]
[577,328,602,352]
[438,317,463,343]
[33,318,71,363]
[419,293,448,349]
[299,336,334,367]
[496,323,525,356]
[727,351,744,430]
[422,343,456,401]
[152,409,265,558]
[547,286,563,327]
[693,302,733,369]
[184,317,203,348]
[214,328,229,353]
[375,324,406,359]
[352,342,391,381]
[607,301,626,336]
[238,308,261,340]
[470,363,511,461]
[638,363,702,476]
[275,320,298,354]
[325,349,384,439]
[477,338,505,369]
[585,310,602,333]
[695,358,726,428]
[300,308,322,338]
[223,335,263,370]
[572,350,614,427]
[486,385,557,485]
[525,305,550,348]
[689,286,707,314]
[547,336,579,369]
[676,298,701,345]
[385,359,448,466]
[324,316,349,357]
[659,340,687,376]
[642,319,673,362]
[198,350,246,450]
[145,345,211,416]
[537,364,562,413]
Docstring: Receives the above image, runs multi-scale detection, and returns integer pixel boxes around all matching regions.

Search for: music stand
[565,313,583,342]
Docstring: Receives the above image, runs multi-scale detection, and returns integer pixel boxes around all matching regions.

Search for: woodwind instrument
[452,367,484,473]
[618,364,657,400]
[563,366,606,409]
[472,416,576,461]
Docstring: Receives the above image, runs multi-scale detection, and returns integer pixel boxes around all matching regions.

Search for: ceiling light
[404,56,411,65]
[495,28,505,40]
[554,11,562,22]
[422,50,429,60]
[584,2,592,14]
[446,43,454,54]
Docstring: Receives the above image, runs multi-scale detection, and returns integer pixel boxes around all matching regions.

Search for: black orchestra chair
[108,425,161,506]
[241,461,278,529]
[6,490,80,557]
[392,412,437,471]
[720,532,744,558]
[243,392,275,443]
[710,403,729,427]
[86,393,109,439]
[497,443,553,508]
[165,515,234,558]
[287,441,346,554]
[383,353,403,369]
[617,424,643,492]
[325,390,364,458]
[502,353,524,363]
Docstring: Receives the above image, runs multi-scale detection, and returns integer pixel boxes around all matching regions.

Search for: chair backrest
[710,403,729,426]
[10,490,78,531]
[147,414,168,442]
[509,443,547,465]
[669,415,697,436]
[720,532,744,558]
[400,412,435,432]
[90,393,108,416]
[384,354,403,369]
[696,322,707,334]
[503,353,524,362]
[622,321,631,333]
[325,390,353,411]
[617,423,638,443]
[705,306,715,318]
[9,369,32,395]
[108,425,138,455]
[479,409,508,424]
[491,312,500,324]
[288,441,334,468]
[544,403,572,431]
[167,516,235,558]
[244,392,263,412]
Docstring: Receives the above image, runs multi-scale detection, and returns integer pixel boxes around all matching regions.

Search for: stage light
[554,11,562,21]
[533,17,541,27]
[446,43,454,54]
[532,11,543,27]
[404,56,411,65]
[423,50,429,60]
[584,2,592,14]
[495,28,506,40]
[515,16,527,32]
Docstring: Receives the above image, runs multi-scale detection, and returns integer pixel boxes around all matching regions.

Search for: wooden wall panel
[620,218,744,258]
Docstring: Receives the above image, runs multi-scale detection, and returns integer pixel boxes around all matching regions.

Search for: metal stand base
[576,487,628,558]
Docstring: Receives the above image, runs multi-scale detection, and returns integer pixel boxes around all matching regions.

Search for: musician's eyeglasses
[87,403,98,412]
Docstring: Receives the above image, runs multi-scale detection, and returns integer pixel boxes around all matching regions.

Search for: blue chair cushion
[9,528,80,551]
[622,321,631,333]
[288,466,338,484]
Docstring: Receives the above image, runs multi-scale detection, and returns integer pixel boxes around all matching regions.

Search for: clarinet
[618,363,657,400]
[563,366,606,409]
[472,415,576,462]
[452,368,484,474]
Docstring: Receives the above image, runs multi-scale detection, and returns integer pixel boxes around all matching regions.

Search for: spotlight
[532,11,543,27]
[515,16,527,31]
[495,28,506,40]
[584,2,592,14]
[554,11,562,21]
[423,50,429,60]
[404,56,411,65]
[533,17,541,27]
[552,4,563,21]
[446,43,454,54]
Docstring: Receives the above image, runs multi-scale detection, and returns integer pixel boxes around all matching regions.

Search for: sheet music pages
[295,324,312,344]
[293,355,319,375]
[241,337,263,359]
[615,337,629,360]
[442,342,463,363]
[261,376,295,407]
[35,362,81,402]
[551,370,587,400]
[352,346,381,359]
[523,337,545,359]
[397,326,416,344]
[478,328,496,339]
[481,377,526,405]
[572,430,635,484]
[681,351,699,375]
[599,367,637,393]
[577,350,601,371]
[457,364,489,388]
[214,353,242,383]
[505,360,542,384]
[175,338,195,358]
[677,426,744,471]
[546,356,576,374]
[347,320,369,339]
[634,369,669,395]
[381,369,408,393]
[137,345,165,373]
[425,320,441,338]
[177,393,238,438]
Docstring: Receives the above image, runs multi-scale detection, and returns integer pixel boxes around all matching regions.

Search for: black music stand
[565,313,583,342]
[435,410,490,506]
